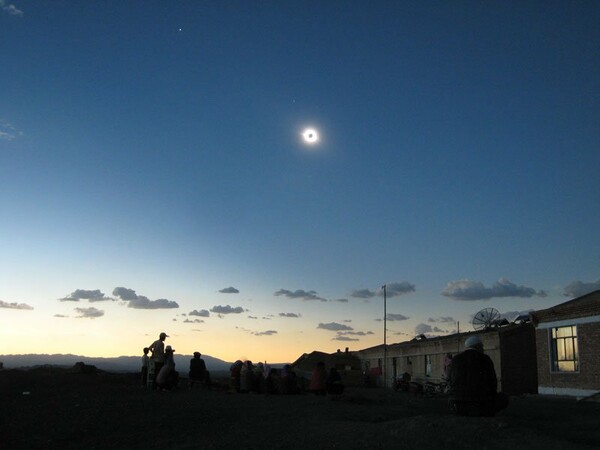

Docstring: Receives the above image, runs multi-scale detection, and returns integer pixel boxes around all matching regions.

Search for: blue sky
[1,1,599,362]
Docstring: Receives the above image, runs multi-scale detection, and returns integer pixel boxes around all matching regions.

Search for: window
[424,355,432,377]
[550,325,579,372]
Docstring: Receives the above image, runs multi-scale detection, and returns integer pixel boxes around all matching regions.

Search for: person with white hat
[448,335,509,416]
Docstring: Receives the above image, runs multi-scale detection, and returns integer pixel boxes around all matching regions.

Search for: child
[141,347,150,387]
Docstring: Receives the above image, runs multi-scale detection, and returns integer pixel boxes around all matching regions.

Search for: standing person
[448,336,509,417]
[309,361,327,395]
[149,332,168,378]
[141,347,150,388]
[443,353,453,381]
[156,345,178,390]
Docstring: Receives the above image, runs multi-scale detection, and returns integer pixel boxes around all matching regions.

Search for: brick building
[530,290,600,398]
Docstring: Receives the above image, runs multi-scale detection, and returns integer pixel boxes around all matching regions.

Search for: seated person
[448,336,509,417]
[189,352,211,388]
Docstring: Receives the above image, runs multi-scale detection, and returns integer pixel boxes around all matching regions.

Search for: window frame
[548,324,580,373]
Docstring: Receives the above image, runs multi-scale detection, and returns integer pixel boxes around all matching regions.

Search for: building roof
[531,290,600,324]
[291,350,361,372]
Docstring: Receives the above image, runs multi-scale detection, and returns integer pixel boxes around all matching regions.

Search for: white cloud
[74,307,104,319]
[386,313,409,321]
[350,288,376,299]
[128,297,179,309]
[60,289,113,302]
[385,282,416,297]
[0,300,33,310]
[317,322,353,331]
[253,330,277,336]
[563,279,600,298]
[332,335,359,341]
[210,305,244,314]
[183,318,204,323]
[428,316,455,323]
[219,286,239,294]
[0,1,23,17]
[274,288,326,301]
[415,323,432,335]
[112,287,138,300]
[112,287,179,309]
[442,278,546,301]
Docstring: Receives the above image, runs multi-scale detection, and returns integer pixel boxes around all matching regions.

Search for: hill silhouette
[0,353,231,373]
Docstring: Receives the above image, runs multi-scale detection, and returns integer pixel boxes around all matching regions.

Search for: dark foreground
[2,367,599,450]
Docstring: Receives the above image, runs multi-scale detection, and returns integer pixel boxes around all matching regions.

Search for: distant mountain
[0,353,232,373]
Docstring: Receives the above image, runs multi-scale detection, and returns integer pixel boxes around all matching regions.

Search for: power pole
[383,284,387,389]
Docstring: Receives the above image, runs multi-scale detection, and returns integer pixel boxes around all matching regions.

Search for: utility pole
[383,284,387,389]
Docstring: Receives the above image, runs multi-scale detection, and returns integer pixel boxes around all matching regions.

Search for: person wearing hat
[448,335,508,417]
[156,345,179,390]
[189,351,211,389]
[149,332,169,382]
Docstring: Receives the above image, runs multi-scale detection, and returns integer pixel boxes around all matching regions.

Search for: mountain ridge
[0,353,233,373]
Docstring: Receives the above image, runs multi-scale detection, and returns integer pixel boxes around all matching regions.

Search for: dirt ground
[2,367,599,450]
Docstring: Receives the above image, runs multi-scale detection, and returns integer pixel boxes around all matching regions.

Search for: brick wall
[537,321,600,391]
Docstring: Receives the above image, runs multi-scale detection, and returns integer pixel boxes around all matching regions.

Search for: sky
[1,1,599,363]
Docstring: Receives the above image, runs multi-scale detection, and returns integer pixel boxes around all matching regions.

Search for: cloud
[428,316,455,323]
[563,279,600,298]
[274,289,326,302]
[415,323,432,335]
[189,309,210,317]
[210,305,244,315]
[248,315,258,319]
[338,331,374,336]
[317,322,354,331]
[343,320,352,323]
[54,314,68,318]
[332,335,359,341]
[350,288,376,299]
[442,278,546,301]
[183,319,204,323]
[253,330,277,336]
[128,297,179,309]
[0,121,23,140]
[74,307,104,319]
[60,289,112,302]
[333,298,348,303]
[350,282,415,300]
[0,300,33,310]
[112,287,179,309]
[279,312,301,318]
[112,287,138,300]
[0,1,23,17]
[386,313,409,321]
[219,286,240,294]
[385,282,416,297]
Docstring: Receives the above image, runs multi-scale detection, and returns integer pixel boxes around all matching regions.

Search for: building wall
[499,324,537,394]
[358,330,514,391]
[536,320,600,395]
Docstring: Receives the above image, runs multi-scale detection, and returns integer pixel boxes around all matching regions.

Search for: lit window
[550,325,579,372]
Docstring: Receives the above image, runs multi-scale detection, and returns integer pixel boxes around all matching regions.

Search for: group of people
[140,331,508,417]
[141,332,210,391]
[229,361,302,394]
